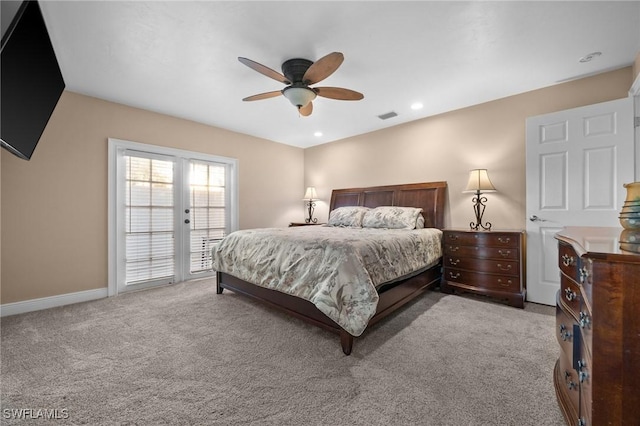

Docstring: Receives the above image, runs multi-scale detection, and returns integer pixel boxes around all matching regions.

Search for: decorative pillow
[362,206,424,230]
[416,214,425,229]
[327,206,370,227]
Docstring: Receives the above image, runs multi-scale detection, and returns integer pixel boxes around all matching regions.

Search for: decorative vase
[620,183,640,229]
[623,182,640,203]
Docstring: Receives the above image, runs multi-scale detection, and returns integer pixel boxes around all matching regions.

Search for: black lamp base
[305,200,317,224]
[470,191,492,231]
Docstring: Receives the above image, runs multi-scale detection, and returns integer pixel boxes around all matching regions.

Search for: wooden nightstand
[288,222,325,227]
[441,229,526,308]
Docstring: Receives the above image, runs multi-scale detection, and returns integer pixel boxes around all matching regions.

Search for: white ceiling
[39,1,640,149]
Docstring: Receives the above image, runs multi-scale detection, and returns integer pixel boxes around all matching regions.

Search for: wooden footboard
[216,261,441,355]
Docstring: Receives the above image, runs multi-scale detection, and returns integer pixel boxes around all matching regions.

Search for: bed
[213,181,447,355]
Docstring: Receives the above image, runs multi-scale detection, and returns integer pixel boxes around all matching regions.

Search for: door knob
[529,215,544,222]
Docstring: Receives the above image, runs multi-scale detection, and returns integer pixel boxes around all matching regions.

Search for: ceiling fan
[238,52,364,117]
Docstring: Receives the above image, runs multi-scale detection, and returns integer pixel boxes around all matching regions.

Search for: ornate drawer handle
[448,234,459,241]
[498,249,511,257]
[579,311,591,328]
[577,360,589,383]
[448,258,460,266]
[497,263,512,271]
[579,267,589,284]
[448,246,459,252]
[561,253,575,267]
[564,370,578,390]
[564,288,577,302]
[448,272,461,279]
[497,237,511,244]
[497,278,512,287]
[559,324,572,341]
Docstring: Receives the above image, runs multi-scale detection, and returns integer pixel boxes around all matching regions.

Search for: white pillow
[362,206,423,230]
[327,206,370,227]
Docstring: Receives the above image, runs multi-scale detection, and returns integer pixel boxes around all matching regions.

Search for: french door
[108,139,238,295]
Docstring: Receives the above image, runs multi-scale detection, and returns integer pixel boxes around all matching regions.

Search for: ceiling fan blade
[242,90,283,102]
[302,52,344,85]
[238,57,290,84]
[315,87,364,101]
[299,102,313,117]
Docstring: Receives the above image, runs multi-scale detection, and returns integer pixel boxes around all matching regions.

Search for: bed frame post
[340,330,354,355]
[216,271,223,294]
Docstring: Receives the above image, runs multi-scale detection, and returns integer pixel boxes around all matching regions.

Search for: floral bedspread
[212,226,442,336]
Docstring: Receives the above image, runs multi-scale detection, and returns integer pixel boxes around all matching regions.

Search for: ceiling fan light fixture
[283,87,317,108]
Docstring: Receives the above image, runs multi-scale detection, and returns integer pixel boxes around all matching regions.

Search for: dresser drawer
[444,257,520,276]
[443,244,519,260]
[443,231,520,248]
[558,351,581,413]
[558,242,580,282]
[559,274,581,317]
[556,298,578,351]
[443,268,522,292]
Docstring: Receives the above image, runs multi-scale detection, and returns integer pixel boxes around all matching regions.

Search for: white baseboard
[0,288,109,317]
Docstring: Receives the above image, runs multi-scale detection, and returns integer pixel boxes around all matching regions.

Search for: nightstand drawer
[443,244,519,260]
[444,231,520,248]
[443,268,521,292]
[444,257,520,276]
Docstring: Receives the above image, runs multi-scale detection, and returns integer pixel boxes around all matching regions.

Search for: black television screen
[1,0,65,160]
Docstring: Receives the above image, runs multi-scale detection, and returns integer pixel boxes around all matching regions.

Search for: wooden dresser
[441,229,526,308]
[554,227,640,426]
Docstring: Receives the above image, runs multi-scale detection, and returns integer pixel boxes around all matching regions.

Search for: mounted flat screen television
[1,0,65,160]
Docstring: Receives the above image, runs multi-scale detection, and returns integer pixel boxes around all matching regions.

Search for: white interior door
[525,97,634,305]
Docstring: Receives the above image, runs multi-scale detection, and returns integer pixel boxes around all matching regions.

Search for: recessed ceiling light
[579,52,602,63]
[314,131,323,137]
[411,102,423,110]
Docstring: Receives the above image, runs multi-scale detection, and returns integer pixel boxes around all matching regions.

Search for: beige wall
[1,92,304,303]
[634,52,640,82]
[305,67,633,230]
[1,67,634,305]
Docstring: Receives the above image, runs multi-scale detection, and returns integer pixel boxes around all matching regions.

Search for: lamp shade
[303,187,318,200]
[463,169,497,193]
[283,87,317,107]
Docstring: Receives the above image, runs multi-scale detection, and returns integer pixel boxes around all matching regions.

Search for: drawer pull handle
[579,267,589,284]
[496,278,512,287]
[448,246,459,252]
[448,235,459,241]
[579,311,591,328]
[564,288,577,302]
[559,324,572,341]
[497,237,511,244]
[564,370,577,390]
[577,359,588,383]
[498,249,511,257]
[561,254,575,267]
[448,258,460,266]
[448,272,461,279]
[497,263,511,271]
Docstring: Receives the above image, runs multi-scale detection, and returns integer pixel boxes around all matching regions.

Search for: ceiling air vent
[377,111,398,120]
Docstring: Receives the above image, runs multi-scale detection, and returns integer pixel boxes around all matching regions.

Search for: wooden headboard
[329,181,447,229]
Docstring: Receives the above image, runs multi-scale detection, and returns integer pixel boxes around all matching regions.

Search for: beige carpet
[1,279,564,425]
